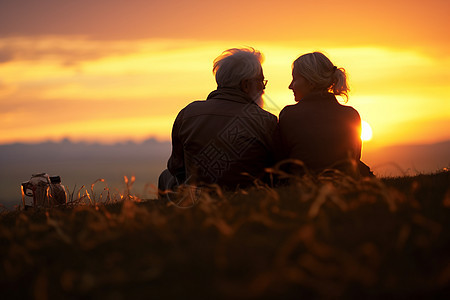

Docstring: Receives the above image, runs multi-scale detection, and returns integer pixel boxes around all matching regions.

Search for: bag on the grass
[21,173,67,207]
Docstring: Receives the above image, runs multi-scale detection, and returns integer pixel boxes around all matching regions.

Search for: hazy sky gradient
[1,0,449,152]
[1,0,448,50]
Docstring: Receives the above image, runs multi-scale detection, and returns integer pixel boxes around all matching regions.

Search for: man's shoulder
[240,103,278,122]
[179,100,208,115]
[184,100,206,109]
[259,106,278,122]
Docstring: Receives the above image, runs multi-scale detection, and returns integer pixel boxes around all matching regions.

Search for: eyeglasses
[255,79,268,88]
[246,78,268,88]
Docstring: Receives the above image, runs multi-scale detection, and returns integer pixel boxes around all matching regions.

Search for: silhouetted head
[289,52,349,102]
[213,48,266,104]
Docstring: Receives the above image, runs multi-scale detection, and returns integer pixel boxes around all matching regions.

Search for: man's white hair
[213,47,264,89]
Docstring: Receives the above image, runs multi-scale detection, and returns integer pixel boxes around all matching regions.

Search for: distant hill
[1,138,449,208]
[0,138,171,208]
[363,140,450,177]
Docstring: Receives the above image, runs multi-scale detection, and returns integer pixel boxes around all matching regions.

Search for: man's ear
[240,79,249,93]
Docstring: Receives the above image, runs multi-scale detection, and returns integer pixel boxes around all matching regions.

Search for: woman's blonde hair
[293,52,349,100]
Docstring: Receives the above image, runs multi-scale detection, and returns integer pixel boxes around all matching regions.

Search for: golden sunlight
[361,120,373,141]
[1,37,449,147]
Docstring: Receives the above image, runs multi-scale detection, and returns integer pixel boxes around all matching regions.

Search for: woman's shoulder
[347,105,360,117]
[338,104,361,123]
[279,103,301,117]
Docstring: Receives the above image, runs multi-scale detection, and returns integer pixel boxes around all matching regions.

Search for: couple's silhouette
[159,48,373,196]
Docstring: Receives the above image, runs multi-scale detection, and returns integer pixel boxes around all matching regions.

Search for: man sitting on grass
[158,47,278,197]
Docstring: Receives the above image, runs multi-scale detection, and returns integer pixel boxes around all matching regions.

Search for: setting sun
[361,120,373,141]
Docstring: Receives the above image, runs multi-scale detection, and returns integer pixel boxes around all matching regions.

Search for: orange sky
[1,0,449,152]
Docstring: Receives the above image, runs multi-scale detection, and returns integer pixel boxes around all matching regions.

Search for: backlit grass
[1,170,449,299]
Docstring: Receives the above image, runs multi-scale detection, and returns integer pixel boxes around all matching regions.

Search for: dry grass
[1,170,449,299]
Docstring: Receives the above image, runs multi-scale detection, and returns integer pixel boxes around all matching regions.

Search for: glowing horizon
[1,37,449,149]
[1,0,449,153]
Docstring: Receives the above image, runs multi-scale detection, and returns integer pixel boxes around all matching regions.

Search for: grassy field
[1,170,449,299]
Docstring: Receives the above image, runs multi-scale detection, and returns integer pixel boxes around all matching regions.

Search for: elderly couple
[159,47,373,194]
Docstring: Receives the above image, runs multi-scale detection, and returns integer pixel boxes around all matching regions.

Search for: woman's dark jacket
[167,88,278,189]
[278,92,362,173]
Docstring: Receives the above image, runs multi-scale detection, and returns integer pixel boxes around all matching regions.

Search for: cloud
[1,0,448,53]
[0,36,140,66]
[0,0,216,39]
[0,49,14,63]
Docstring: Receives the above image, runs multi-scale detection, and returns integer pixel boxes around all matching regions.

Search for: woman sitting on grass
[278,52,373,178]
